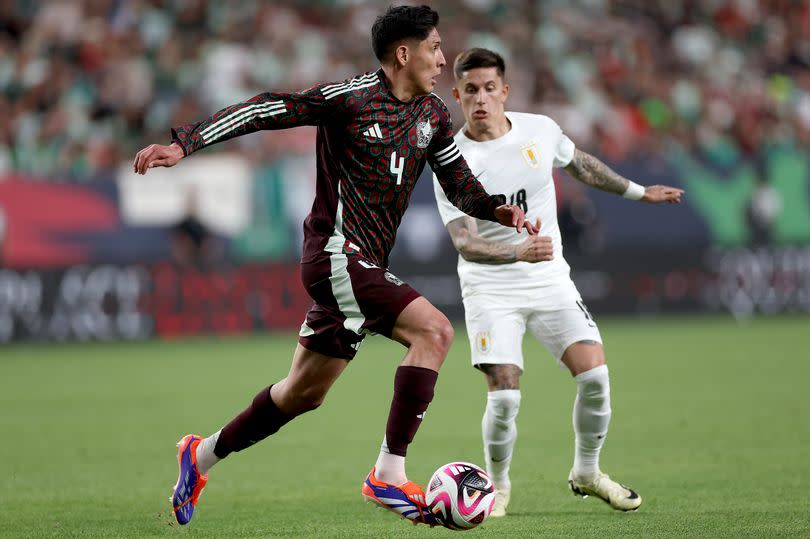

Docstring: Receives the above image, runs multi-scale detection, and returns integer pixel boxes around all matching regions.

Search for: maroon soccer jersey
[171,69,505,267]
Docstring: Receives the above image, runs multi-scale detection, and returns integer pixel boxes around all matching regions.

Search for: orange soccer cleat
[361,467,438,526]
[170,434,209,525]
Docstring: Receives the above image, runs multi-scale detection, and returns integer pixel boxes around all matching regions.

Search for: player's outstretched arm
[133,82,349,175]
[564,149,684,204]
[133,142,184,175]
[446,216,552,265]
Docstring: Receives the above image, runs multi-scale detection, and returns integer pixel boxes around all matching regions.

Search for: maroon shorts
[298,253,421,360]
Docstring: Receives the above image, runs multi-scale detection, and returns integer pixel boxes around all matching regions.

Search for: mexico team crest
[475,331,492,354]
[521,142,540,168]
[384,272,404,286]
[416,119,433,149]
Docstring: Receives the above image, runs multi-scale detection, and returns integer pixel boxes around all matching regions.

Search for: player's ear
[502,82,510,100]
[395,44,409,67]
[452,86,460,103]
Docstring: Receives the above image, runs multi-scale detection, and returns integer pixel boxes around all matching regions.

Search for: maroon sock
[213,385,292,458]
[384,366,439,457]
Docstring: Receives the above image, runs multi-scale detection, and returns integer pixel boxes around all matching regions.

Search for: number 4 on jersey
[390,151,405,185]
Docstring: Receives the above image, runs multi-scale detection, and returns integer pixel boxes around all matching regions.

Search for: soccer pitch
[1,316,808,538]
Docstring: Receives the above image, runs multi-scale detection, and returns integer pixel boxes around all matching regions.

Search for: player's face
[406,28,446,95]
[453,67,509,130]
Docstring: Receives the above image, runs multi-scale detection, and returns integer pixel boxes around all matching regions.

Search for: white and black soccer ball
[425,462,495,530]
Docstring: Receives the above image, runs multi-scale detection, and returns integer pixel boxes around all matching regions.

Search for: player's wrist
[169,142,186,158]
[622,181,645,201]
[490,197,508,223]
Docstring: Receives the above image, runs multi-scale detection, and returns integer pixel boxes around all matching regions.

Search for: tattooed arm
[446,216,553,265]
[564,149,631,194]
[564,149,684,203]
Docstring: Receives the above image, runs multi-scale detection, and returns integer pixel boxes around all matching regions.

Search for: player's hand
[516,218,553,262]
[495,204,538,235]
[642,185,684,204]
[133,143,185,175]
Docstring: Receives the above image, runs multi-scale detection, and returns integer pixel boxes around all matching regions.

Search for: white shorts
[463,290,602,370]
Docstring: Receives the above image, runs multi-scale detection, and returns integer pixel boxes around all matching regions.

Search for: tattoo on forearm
[446,217,518,265]
[564,149,630,195]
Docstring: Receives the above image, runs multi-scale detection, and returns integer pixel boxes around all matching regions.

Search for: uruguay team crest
[475,331,492,354]
[416,119,433,148]
[521,142,540,168]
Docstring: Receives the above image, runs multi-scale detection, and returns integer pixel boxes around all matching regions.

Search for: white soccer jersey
[433,111,577,305]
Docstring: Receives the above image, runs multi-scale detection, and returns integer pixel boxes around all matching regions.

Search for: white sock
[195,430,221,476]
[374,436,407,485]
[572,365,611,477]
[482,389,521,489]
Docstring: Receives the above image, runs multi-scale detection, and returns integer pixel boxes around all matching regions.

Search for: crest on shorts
[475,331,492,354]
[384,272,404,286]
[416,119,433,149]
[521,142,540,168]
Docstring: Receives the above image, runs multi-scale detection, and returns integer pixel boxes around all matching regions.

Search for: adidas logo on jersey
[362,123,383,140]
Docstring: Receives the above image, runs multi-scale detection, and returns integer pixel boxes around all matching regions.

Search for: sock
[572,365,611,476]
[482,389,521,489]
[195,430,221,475]
[213,385,292,459]
[380,365,438,465]
[374,437,407,484]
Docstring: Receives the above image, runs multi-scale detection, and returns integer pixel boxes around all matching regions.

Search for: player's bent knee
[576,365,610,401]
[394,298,453,349]
[415,313,453,352]
[490,392,521,422]
[435,318,454,351]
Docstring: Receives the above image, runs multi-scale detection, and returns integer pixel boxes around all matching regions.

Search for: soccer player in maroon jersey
[133,5,536,527]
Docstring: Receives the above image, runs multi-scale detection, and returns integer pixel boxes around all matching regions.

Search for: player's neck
[464,116,511,142]
[381,65,419,103]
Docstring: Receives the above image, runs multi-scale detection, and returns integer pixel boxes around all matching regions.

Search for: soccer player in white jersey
[432,48,684,515]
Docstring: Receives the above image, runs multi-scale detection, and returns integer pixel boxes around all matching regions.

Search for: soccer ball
[425,462,495,530]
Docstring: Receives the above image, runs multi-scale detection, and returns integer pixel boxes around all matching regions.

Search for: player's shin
[213,384,293,459]
[375,366,438,484]
[572,365,611,476]
[482,389,521,488]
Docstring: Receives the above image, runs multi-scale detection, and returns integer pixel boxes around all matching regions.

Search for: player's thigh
[560,340,605,377]
[299,253,420,358]
[526,298,603,368]
[343,256,423,338]
[463,295,527,372]
[298,254,365,360]
[391,296,452,349]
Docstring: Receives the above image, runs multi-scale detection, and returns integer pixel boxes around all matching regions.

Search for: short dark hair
[371,5,439,63]
[453,48,506,81]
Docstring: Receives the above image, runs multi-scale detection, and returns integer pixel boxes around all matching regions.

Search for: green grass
[1,316,808,538]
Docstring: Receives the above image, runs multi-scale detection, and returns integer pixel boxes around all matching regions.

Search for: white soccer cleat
[489,487,510,517]
[568,470,641,511]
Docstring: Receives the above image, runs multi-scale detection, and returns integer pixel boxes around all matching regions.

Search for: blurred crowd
[0,0,809,184]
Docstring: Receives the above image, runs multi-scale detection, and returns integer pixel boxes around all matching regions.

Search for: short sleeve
[553,130,576,168]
